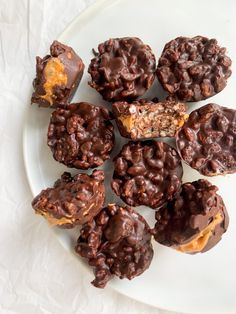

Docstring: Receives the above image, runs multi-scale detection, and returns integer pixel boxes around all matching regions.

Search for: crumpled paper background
[0,1,183,313]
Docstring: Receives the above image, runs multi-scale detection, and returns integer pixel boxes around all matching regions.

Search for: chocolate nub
[156,36,232,102]
[88,37,156,101]
[176,103,236,176]
[112,98,188,139]
[111,140,183,208]
[153,179,229,253]
[31,170,105,228]
[47,102,115,169]
[75,204,153,288]
[31,40,84,108]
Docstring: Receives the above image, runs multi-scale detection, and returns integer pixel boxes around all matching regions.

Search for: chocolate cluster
[88,37,156,101]
[75,204,153,288]
[47,102,115,169]
[32,41,84,108]
[111,141,183,208]
[112,98,188,139]
[32,170,105,228]
[153,179,229,254]
[156,36,232,102]
[176,103,236,176]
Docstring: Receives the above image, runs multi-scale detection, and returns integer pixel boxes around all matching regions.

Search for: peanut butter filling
[118,115,134,132]
[41,58,67,105]
[176,211,223,253]
[36,210,73,226]
[177,113,189,128]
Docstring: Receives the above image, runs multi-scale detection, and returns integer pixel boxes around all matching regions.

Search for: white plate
[23,0,236,313]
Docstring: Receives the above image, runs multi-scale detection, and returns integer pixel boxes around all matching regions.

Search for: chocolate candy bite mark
[31,40,85,108]
[153,179,229,254]
[88,37,156,101]
[31,170,105,228]
[47,102,115,169]
[156,36,232,102]
[176,103,236,176]
[112,98,188,140]
[75,204,153,288]
[176,211,223,253]
[111,140,183,208]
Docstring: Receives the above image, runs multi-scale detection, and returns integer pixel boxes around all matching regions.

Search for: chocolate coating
[153,179,229,253]
[88,37,156,101]
[111,141,183,208]
[75,204,153,288]
[156,36,232,102]
[112,98,188,139]
[31,170,105,228]
[31,40,84,108]
[176,103,236,176]
[47,102,115,169]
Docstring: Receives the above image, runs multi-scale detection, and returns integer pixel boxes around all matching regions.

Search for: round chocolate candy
[153,179,229,254]
[47,102,115,169]
[111,140,183,208]
[75,204,153,288]
[31,170,105,228]
[156,36,232,102]
[88,37,156,101]
[176,103,236,176]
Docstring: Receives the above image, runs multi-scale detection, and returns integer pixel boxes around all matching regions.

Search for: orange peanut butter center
[41,58,67,105]
[36,210,73,226]
[176,211,223,253]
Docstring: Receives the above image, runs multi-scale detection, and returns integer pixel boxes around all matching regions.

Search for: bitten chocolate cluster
[31,35,233,289]
[152,179,229,254]
[32,170,105,228]
[112,98,188,139]
[32,41,84,108]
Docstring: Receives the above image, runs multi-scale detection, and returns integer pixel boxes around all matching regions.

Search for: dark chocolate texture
[111,141,183,208]
[176,103,236,176]
[156,36,232,102]
[31,40,84,108]
[153,179,229,253]
[112,98,188,139]
[75,204,153,288]
[88,37,156,101]
[31,170,105,228]
[47,102,115,169]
